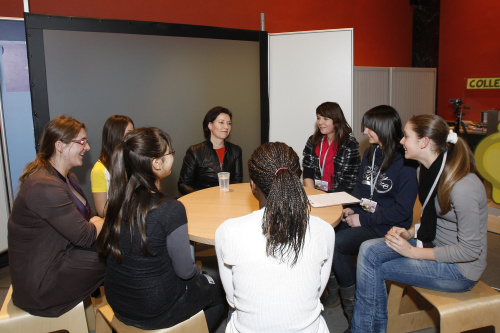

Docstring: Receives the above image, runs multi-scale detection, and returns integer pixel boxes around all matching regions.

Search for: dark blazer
[8,167,105,317]
[178,140,243,195]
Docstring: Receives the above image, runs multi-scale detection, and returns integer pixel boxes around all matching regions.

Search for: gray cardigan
[433,173,488,281]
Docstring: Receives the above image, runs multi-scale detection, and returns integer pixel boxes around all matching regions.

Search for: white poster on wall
[269,29,353,163]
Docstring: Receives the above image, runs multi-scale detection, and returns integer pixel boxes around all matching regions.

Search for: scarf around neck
[417,152,445,244]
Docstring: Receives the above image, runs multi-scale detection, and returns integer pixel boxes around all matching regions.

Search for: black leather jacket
[178,140,243,195]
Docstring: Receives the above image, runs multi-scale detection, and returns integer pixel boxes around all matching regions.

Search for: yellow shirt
[90,160,109,193]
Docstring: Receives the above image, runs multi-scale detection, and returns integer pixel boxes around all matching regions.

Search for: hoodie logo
[361,165,393,194]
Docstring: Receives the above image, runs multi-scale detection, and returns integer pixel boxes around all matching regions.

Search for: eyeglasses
[164,149,175,156]
[71,138,89,146]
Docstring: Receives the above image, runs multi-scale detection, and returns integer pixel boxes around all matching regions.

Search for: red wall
[439,0,500,122]
[4,1,500,122]
[1,0,413,68]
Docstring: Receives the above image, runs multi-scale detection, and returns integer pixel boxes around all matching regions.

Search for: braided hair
[248,142,310,266]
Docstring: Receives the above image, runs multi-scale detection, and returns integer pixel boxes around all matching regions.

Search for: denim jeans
[332,223,378,288]
[351,238,476,333]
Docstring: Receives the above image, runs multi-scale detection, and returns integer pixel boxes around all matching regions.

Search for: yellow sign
[466,77,500,89]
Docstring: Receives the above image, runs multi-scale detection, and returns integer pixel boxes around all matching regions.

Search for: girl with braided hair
[97,127,225,331]
[215,142,335,333]
[351,115,488,333]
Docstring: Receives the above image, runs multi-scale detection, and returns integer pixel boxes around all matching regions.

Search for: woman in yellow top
[91,115,134,217]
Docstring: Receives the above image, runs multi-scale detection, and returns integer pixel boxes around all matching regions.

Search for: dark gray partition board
[24,13,269,202]
[268,29,353,163]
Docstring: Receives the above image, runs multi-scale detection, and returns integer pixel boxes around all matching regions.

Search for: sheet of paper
[308,191,360,208]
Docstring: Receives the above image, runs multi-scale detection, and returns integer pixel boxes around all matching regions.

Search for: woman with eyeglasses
[97,127,225,330]
[8,115,106,317]
[178,106,243,195]
[91,115,134,217]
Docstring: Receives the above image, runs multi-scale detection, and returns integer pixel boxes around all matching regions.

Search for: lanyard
[318,136,330,177]
[369,146,382,199]
[420,151,447,216]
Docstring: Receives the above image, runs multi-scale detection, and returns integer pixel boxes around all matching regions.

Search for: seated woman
[178,106,242,195]
[351,114,488,333]
[325,106,418,330]
[97,127,225,330]
[215,142,335,333]
[91,115,134,217]
[303,102,360,193]
[8,115,105,317]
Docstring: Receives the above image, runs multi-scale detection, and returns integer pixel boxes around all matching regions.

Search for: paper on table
[308,191,361,208]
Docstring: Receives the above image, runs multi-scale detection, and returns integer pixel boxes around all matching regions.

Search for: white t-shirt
[215,208,335,333]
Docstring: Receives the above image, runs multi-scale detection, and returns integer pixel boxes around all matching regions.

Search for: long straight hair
[248,142,310,266]
[19,116,85,185]
[99,115,134,170]
[311,102,352,152]
[361,105,404,171]
[96,127,173,263]
[408,114,476,214]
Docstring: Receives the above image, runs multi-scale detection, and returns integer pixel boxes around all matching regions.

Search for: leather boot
[321,275,341,308]
[340,284,356,333]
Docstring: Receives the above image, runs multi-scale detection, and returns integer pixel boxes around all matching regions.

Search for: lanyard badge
[315,136,331,191]
[360,146,381,213]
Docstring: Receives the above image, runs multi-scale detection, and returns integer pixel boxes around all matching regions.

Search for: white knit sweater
[215,208,335,333]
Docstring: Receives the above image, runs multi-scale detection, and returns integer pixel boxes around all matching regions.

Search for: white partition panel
[269,29,353,160]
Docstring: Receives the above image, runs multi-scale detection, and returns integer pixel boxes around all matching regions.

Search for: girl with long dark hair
[303,102,360,193]
[324,106,418,332]
[97,127,224,330]
[216,142,335,332]
[91,115,134,217]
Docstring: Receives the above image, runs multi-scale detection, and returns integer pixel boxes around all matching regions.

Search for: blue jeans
[332,223,378,288]
[351,238,477,333]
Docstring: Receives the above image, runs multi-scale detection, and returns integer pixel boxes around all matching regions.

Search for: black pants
[116,273,226,331]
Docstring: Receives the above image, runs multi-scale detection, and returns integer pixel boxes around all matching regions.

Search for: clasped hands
[385,226,415,258]
[342,208,361,227]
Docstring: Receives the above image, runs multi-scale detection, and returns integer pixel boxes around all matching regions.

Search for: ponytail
[97,128,172,263]
[437,137,476,213]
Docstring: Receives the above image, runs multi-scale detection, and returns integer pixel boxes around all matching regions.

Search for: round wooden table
[178,183,343,245]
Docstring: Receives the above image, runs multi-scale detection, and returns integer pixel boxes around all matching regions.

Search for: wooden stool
[96,303,209,333]
[0,285,89,333]
[387,280,500,333]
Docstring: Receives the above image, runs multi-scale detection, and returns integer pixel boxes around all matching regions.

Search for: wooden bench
[0,285,89,333]
[96,303,209,333]
[387,280,500,333]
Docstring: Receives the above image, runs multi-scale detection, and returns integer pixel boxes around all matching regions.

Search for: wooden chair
[96,303,209,333]
[0,285,89,333]
[387,280,500,333]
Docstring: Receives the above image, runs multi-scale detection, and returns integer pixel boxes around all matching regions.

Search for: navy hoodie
[350,146,418,237]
